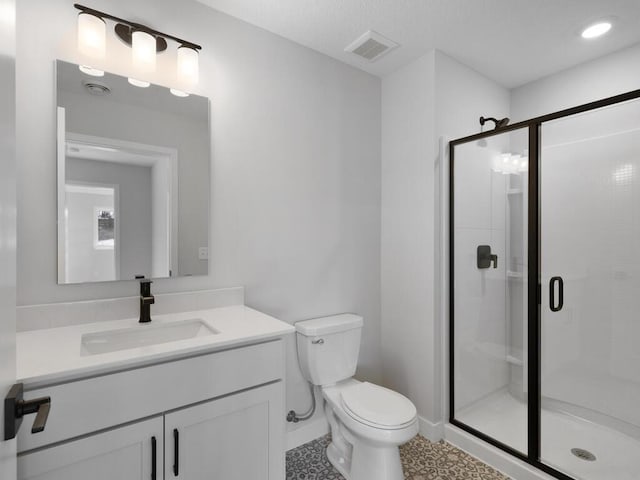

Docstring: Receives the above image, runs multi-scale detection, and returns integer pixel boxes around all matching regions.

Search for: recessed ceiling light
[581,21,612,39]
[128,78,150,88]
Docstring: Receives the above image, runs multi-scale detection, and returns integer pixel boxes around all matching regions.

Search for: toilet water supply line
[286,382,316,423]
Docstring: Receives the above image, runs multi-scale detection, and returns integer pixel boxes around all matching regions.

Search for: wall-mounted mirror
[56,60,210,284]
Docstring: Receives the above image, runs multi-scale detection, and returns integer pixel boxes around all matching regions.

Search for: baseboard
[286,417,330,451]
[445,424,555,480]
[418,416,444,442]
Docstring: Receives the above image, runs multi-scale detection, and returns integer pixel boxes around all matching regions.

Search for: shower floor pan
[456,390,640,480]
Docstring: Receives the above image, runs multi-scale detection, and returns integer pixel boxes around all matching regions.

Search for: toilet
[295,314,418,480]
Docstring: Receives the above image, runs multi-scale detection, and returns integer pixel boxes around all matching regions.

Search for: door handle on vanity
[311,339,324,345]
[151,436,157,480]
[173,428,179,476]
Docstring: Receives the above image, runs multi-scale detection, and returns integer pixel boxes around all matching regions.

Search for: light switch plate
[198,247,209,260]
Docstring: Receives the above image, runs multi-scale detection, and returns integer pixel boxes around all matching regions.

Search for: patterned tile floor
[286,434,510,480]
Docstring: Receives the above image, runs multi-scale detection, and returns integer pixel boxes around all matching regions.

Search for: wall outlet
[198,247,209,260]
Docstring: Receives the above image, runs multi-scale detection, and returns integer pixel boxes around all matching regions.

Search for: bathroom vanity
[15,305,294,480]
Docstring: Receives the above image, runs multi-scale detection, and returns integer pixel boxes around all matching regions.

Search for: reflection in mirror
[56,60,210,284]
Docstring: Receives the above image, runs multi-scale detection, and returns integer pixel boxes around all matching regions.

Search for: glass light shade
[77,12,106,59]
[128,78,150,88]
[78,65,104,77]
[132,30,156,72]
[170,88,189,97]
[177,46,199,86]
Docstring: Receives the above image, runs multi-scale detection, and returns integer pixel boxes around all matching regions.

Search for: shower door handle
[549,276,564,312]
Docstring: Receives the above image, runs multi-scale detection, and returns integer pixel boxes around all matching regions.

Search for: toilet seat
[340,382,416,430]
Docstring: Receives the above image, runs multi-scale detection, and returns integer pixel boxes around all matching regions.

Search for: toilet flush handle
[311,338,325,345]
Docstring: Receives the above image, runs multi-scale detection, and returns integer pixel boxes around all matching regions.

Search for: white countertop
[17,305,294,388]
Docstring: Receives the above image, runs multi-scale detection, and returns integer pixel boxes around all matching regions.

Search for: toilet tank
[295,314,363,386]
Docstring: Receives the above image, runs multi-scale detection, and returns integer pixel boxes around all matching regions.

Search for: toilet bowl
[295,314,418,480]
[322,379,418,480]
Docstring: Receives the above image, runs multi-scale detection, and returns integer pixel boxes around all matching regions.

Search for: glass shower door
[451,127,530,454]
[540,97,640,480]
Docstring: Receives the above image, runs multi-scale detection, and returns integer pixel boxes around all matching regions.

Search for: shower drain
[571,448,596,461]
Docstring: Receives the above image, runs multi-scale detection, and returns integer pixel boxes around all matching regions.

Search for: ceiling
[196,0,640,88]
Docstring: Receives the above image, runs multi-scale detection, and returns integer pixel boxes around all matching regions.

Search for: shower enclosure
[449,89,640,480]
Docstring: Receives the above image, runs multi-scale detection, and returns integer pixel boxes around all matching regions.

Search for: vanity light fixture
[74,4,201,86]
[77,10,106,59]
[132,29,157,72]
[177,46,199,87]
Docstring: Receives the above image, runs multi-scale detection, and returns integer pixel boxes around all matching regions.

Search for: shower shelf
[506,355,524,366]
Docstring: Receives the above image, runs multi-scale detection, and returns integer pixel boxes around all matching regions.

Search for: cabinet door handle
[173,428,179,476]
[4,383,51,440]
[151,436,157,480]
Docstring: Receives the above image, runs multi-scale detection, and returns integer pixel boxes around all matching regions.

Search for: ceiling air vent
[345,30,399,62]
[82,80,111,96]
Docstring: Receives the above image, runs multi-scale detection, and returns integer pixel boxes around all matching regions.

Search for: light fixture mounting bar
[73,4,202,51]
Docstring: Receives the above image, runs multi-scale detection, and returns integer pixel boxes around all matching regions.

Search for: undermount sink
[81,319,218,356]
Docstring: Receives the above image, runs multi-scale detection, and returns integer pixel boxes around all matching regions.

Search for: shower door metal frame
[448,88,640,480]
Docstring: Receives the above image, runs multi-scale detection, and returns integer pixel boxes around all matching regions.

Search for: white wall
[0,0,17,475]
[381,51,437,431]
[66,158,153,280]
[381,50,509,437]
[511,43,640,122]
[434,52,511,139]
[16,0,381,435]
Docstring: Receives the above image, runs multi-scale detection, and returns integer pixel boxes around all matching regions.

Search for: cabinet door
[165,382,284,480]
[18,417,163,480]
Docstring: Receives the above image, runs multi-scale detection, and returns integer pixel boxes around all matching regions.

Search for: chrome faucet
[139,279,155,323]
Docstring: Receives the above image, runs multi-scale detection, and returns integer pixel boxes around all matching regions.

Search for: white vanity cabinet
[166,382,281,479]
[18,417,163,480]
[17,339,286,480]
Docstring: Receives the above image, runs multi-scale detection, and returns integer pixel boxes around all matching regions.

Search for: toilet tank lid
[295,314,363,336]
